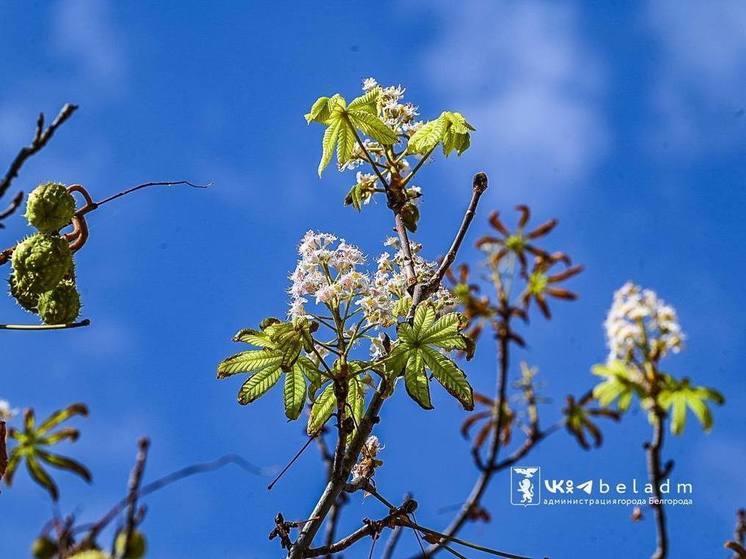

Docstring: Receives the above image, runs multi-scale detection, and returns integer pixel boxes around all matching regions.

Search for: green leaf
[26,457,59,501]
[347,377,365,441]
[412,303,436,338]
[305,96,333,124]
[37,403,88,434]
[347,89,380,114]
[238,368,282,404]
[441,112,475,156]
[420,313,467,350]
[217,350,283,378]
[407,116,449,155]
[295,356,324,397]
[39,427,80,445]
[233,328,275,348]
[336,120,356,166]
[4,452,20,486]
[308,384,337,435]
[421,346,473,410]
[658,379,724,435]
[37,450,92,483]
[319,118,342,176]
[348,110,397,145]
[391,304,474,410]
[591,361,642,411]
[283,367,306,420]
[404,349,432,409]
[266,323,304,370]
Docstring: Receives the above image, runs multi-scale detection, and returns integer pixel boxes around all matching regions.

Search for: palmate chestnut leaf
[305,89,397,176]
[217,319,324,420]
[5,403,91,501]
[384,303,474,411]
[657,376,724,435]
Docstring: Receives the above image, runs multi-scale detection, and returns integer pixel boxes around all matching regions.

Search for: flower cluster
[358,237,454,328]
[288,232,454,330]
[289,231,368,319]
[362,77,421,136]
[604,282,684,363]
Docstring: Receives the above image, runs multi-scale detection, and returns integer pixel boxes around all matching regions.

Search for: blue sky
[1,1,745,558]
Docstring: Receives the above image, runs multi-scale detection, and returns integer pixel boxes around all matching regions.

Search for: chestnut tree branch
[0,103,78,227]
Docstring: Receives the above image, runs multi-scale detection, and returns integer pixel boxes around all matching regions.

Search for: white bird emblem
[513,467,539,478]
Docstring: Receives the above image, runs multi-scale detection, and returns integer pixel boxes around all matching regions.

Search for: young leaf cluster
[5,403,91,501]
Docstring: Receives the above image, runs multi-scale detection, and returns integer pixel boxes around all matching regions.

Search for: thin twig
[268,434,318,490]
[0,180,208,266]
[403,519,531,559]
[306,497,417,558]
[74,453,264,540]
[121,438,150,556]
[78,180,210,215]
[0,319,91,331]
[0,103,78,225]
[646,407,668,559]
[408,172,488,318]
[382,524,405,559]
[0,422,7,482]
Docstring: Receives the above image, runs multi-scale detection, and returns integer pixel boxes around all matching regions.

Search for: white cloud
[52,0,126,88]
[416,0,607,200]
[646,0,746,152]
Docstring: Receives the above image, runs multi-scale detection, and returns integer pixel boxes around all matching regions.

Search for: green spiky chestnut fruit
[37,280,81,325]
[114,530,147,559]
[24,182,76,233]
[31,536,57,559]
[9,273,40,312]
[11,233,72,295]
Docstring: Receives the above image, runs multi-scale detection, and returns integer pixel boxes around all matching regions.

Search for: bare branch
[121,437,150,555]
[0,319,91,331]
[0,104,78,226]
[408,172,488,318]
[0,421,7,482]
[646,407,669,559]
[74,450,264,546]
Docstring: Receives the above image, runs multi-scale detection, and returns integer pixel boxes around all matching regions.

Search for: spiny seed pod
[37,280,81,325]
[25,182,76,233]
[9,273,40,312]
[31,536,57,559]
[114,530,147,559]
[11,233,73,295]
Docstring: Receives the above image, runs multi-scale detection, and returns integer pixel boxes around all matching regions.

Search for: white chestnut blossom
[358,238,454,328]
[289,231,368,319]
[604,282,684,363]
[288,232,454,329]
[0,399,18,421]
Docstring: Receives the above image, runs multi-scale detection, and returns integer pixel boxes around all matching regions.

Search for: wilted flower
[445,264,494,341]
[351,435,383,483]
[477,206,558,272]
[604,282,684,363]
[521,258,583,319]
